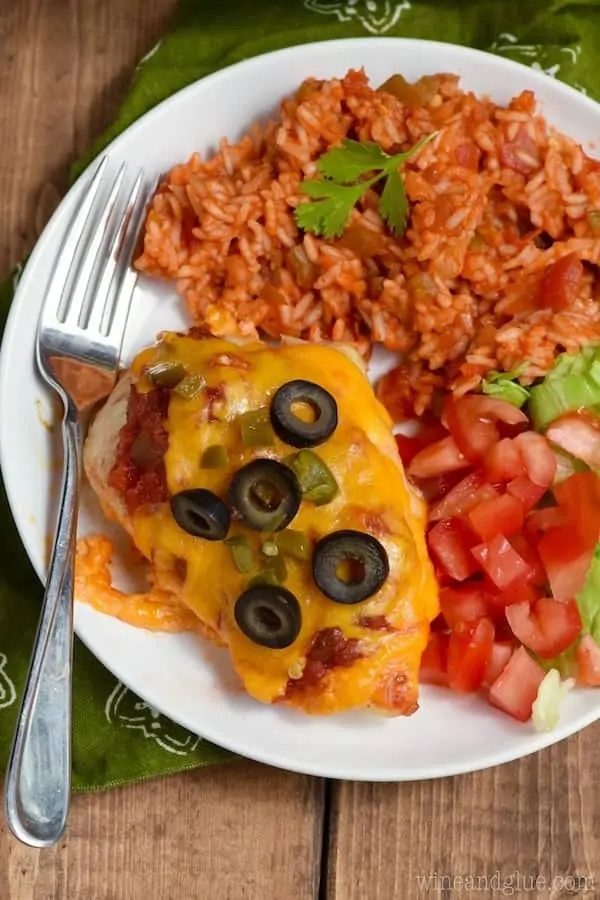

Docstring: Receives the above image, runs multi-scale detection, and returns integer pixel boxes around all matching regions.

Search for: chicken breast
[78,332,439,715]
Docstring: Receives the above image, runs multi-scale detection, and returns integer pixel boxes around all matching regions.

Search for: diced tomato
[488,646,546,722]
[538,526,593,600]
[446,397,530,432]
[547,411,600,469]
[483,640,514,687]
[407,435,469,479]
[554,470,600,510]
[471,534,534,591]
[447,618,495,693]
[429,613,448,633]
[418,470,467,504]
[576,634,600,686]
[484,438,524,483]
[505,596,581,658]
[468,492,524,542]
[492,613,521,643]
[395,434,424,467]
[486,580,542,620]
[539,252,584,311]
[432,559,454,588]
[439,584,489,627]
[508,532,547,587]
[499,128,540,175]
[419,632,449,686]
[507,475,547,512]
[455,141,480,171]
[428,518,479,582]
[444,396,528,463]
[524,507,566,541]
[376,366,415,421]
[553,471,600,549]
[513,432,557,487]
[429,470,499,521]
[394,422,448,467]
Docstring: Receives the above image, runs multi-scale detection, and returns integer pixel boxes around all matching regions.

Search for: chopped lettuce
[532,669,575,732]
[481,364,531,408]
[529,344,600,430]
[528,645,578,680]
[552,447,589,484]
[575,542,600,644]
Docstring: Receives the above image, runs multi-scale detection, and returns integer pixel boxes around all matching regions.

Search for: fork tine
[86,168,146,336]
[38,157,108,326]
[65,162,128,330]
[103,171,154,346]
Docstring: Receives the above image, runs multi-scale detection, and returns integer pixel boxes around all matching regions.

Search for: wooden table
[2,3,600,898]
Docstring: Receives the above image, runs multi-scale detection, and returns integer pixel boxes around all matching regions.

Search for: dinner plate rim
[3,35,600,782]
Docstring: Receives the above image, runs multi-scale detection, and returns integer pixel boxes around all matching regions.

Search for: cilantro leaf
[316,139,391,183]
[379,169,408,238]
[294,131,438,240]
[296,180,371,239]
[396,131,439,165]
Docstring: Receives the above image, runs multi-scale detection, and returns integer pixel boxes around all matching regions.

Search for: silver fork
[4,157,154,848]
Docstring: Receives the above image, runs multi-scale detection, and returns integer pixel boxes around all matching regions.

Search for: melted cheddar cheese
[83,334,439,715]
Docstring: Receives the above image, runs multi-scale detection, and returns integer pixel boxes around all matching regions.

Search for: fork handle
[4,404,82,847]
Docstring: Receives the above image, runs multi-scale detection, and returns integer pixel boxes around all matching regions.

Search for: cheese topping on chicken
[79,333,438,715]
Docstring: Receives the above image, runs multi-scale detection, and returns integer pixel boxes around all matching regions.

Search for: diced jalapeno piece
[225,535,255,573]
[248,553,288,587]
[276,529,312,561]
[174,372,206,400]
[145,361,186,388]
[239,408,276,447]
[268,551,288,583]
[283,449,339,505]
[201,444,229,469]
[247,568,281,588]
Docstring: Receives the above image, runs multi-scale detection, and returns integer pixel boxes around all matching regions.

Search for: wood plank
[0,0,178,274]
[325,724,600,899]
[0,5,324,900]
[1,763,324,900]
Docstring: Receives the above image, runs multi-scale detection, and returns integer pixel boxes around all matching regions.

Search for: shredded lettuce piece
[532,669,575,732]
[552,447,589,484]
[528,645,578,679]
[481,372,531,409]
[589,359,600,387]
[575,543,600,644]
[481,364,531,408]
[529,344,600,430]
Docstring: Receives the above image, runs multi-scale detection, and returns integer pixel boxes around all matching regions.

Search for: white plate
[3,38,600,782]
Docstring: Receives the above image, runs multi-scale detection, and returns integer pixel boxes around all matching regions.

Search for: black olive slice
[270,380,338,448]
[312,530,389,604]
[227,459,301,531]
[234,585,301,649]
[170,489,230,541]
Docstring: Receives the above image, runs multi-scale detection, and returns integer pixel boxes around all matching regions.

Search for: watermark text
[416,870,595,895]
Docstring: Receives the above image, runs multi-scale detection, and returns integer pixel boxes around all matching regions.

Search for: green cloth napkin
[2,0,600,792]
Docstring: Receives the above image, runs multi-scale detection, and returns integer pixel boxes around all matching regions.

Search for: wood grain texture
[0,3,324,899]
[1,763,324,900]
[0,0,178,274]
[326,723,600,899]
